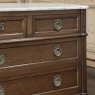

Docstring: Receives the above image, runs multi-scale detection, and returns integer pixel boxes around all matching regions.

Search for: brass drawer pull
[54,19,62,31]
[0,53,6,65]
[0,86,5,95]
[0,23,4,30]
[54,45,62,57]
[54,75,62,87]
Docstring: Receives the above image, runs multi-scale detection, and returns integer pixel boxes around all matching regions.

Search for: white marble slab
[0,3,89,12]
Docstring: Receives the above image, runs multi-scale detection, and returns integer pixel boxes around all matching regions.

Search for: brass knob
[54,19,62,31]
[0,86,5,95]
[0,53,6,65]
[54,75,62,87]
[54,45,62,57]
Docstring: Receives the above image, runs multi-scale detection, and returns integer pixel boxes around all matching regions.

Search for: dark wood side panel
[0,16,27,40]
[80,10,88,95]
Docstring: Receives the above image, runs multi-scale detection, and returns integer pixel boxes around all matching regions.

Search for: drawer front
[0,38,81,67]
[0,67,81,95]
[33,14,80,36]
[0,16,26,40]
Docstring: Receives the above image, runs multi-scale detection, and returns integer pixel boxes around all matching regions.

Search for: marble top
[0,3,89,12]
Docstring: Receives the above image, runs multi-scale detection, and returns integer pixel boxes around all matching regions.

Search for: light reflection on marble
[0,3,89,12]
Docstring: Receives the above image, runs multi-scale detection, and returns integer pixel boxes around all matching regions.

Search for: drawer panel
[33,14,80,36]
[0,38,81,67]
[0,67,81,95]
[0,16,26,40]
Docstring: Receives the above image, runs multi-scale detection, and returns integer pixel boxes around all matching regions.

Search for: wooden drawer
[33,13,80,36]
[0,67,81,95]
[0,16,26,40]
[0,37,81,67]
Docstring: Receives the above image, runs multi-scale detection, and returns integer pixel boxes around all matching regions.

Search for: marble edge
[0,3,89,12]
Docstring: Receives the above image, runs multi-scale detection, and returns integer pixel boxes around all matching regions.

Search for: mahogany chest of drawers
[0,3,88,95]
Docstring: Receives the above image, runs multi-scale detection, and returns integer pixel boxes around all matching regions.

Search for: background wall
[0,0,24,3]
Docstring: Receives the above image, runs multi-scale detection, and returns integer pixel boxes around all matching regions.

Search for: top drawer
[33,13,80,36]
[0,16,26,40]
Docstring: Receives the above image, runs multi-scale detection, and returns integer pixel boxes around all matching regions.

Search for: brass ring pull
[0,53,6,65]
[0,86,5,95]
[0,23,4,30]
[54,45,62,57]
[54,75,62,87]
[54,19,62,31]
